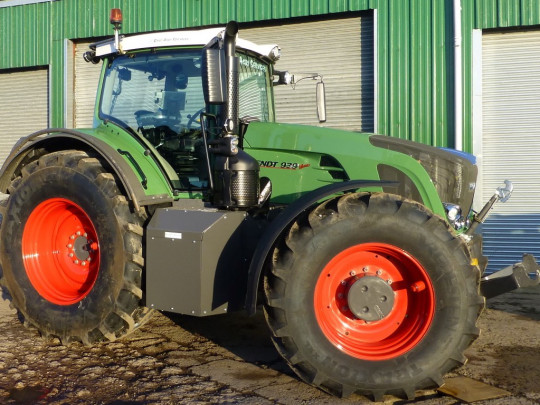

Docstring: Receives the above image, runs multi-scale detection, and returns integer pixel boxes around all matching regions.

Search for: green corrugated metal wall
[374,0,454,146]
[0,2,50,67]
[1,0,539,149]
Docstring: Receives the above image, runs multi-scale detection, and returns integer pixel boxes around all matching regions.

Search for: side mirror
[316,81,326,123]
[202,48,227,105]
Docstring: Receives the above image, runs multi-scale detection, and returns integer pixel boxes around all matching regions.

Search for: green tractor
[0,11,537,401]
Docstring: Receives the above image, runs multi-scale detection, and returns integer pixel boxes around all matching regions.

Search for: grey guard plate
[145,205,247,316]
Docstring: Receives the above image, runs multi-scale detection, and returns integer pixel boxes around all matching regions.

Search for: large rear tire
[264,193,484,400]
[0,150,152,344]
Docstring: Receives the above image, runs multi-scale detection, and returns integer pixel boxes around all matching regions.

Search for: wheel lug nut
[83,232,88,237]
[362,267,368,272]
[67,244,73,248]
[350,270,356,276]
[69,253,74,258]
[376,269,382,275]
[77,231,81,236]
[70,235,75,240]
[81,261,86,266]
[74,260,79,265]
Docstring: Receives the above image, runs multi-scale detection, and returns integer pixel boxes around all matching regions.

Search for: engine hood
[242,122,477,218]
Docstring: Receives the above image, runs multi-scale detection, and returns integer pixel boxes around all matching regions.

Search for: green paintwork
[75,124,174,198]
[76,116,446,215]
[244,122,446,217]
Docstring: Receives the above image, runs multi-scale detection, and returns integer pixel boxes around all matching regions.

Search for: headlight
[269,46,281,61]
[446,204,460,222]
[443,203,470,231]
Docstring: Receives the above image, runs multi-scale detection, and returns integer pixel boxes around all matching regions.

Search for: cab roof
[93,26,279,61]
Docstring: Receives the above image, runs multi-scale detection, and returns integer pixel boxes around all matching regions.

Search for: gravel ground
[0,285,538,404]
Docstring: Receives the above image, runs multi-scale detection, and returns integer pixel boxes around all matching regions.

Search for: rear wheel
[264,193,483,400]
[0,150,152,344]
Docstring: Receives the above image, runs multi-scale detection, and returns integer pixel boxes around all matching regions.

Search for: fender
[245,179,396,315]
[0,128,174,211]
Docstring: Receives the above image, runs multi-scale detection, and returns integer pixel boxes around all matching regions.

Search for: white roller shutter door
[242,15,374,131]
[74,42,102,128]
[0,69,48,165]
[481,30,540,272]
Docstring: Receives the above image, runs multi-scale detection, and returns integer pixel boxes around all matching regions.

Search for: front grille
[370,135,478,215]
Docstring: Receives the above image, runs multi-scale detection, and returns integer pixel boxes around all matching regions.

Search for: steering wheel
[186,108,205,129]
[135,110,180,128]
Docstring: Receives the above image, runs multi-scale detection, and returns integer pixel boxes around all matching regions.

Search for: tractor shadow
[164,308,295,376]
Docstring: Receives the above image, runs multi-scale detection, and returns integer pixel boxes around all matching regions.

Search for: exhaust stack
[224,21,239,136]
[212,21,260,209]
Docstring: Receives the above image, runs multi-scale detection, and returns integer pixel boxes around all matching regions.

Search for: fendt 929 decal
[259,160,310,170]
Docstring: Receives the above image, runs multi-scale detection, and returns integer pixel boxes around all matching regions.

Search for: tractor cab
[89,21,278,192]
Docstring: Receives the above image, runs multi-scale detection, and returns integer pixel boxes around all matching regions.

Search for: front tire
[264,193,483,400]
[0,150,152,344]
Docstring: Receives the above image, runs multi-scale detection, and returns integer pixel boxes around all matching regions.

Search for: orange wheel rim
[22,198,100,305]
[314,243,435,360]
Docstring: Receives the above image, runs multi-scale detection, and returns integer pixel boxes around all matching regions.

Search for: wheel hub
[347,275,395,321]
[68,232,94,264]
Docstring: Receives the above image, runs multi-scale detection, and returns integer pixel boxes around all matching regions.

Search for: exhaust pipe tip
[225,21,239,38]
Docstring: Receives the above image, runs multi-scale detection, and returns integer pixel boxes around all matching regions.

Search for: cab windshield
[99,49,273,189]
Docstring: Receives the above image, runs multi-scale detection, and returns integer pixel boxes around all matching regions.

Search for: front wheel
[264,193,484,400]
[0,150,153,344]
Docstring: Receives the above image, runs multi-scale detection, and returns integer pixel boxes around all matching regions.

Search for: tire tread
[264,192,484,400]
[0,150,153,345]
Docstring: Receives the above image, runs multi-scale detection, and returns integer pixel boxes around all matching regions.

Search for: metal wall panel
[0,0,375,70]
[474,0,540,29]
[0,2,50,69]
[53,0,373,38]
[463,1,540,151]
[0,69,48,165]
[2,0,540,147]
[241,14,373,131]
[480,30,540,272]
[375,0,453,146]
[74,42,102,128]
